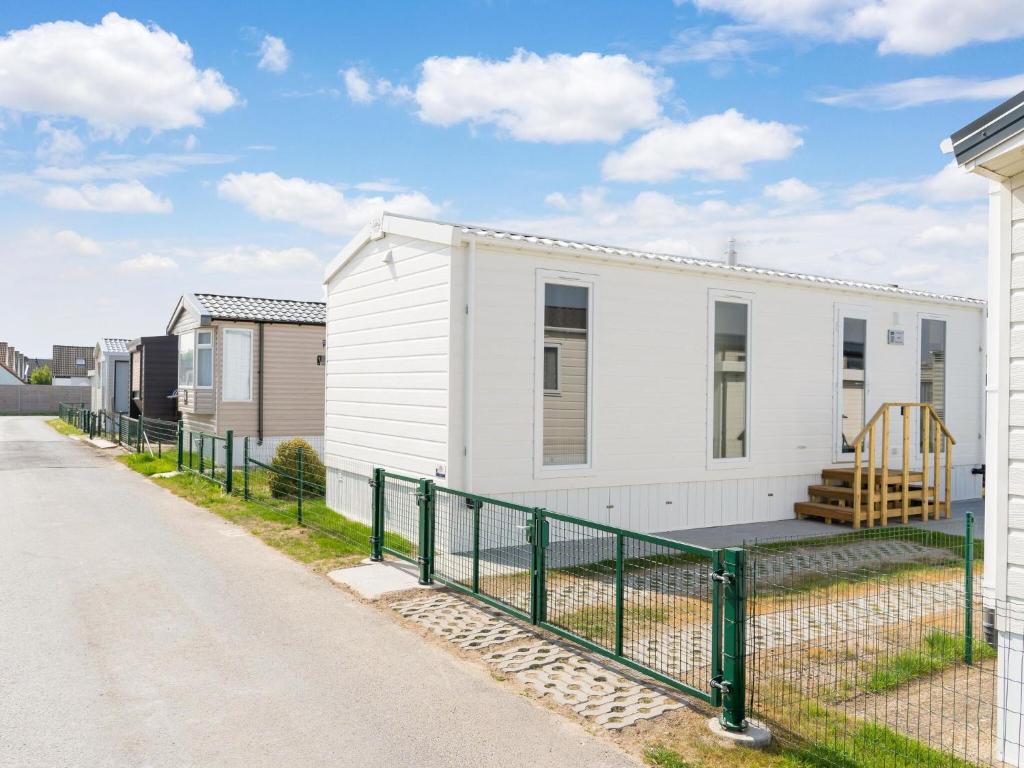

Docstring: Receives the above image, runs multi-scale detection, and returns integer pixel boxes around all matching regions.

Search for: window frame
[221,327,254,402]
[195,330,214,390]
[534,269,596,478]
[706,288,753,468]
[832,303,871,463]
[917,312,948,456]
[543,342,562,395]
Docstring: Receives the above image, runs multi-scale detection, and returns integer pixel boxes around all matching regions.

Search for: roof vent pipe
[725,237,739,267]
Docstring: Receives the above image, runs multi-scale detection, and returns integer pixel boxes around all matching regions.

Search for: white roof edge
[328,212,984,306]
[323,212,460,285]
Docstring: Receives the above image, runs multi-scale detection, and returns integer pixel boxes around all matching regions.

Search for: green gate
[369,471,748,729]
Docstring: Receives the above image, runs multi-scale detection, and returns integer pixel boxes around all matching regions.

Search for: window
[178,332,194,387]
[222,328,252,401]
[196,330,213,388]
[75,357,85,366]
[540,279,590,468]
[840,317,867,454]
[711,297,750,461]
[920,317,947,449]
[543,345,560,393]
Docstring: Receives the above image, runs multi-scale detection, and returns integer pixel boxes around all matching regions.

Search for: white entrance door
[835,307,869,462]
[114,360,130,413]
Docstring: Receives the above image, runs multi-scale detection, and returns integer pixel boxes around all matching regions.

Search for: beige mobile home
[166,293,326,450]
[322,214,985,534]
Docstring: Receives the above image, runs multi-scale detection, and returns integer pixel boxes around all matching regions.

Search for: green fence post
[176,421,183,471]
[296,446,304,525]
[965,511,975,665]
[471,499,481,594]
[189,431,194,470]
[225,431,234,494]
[530,509,549,626]
[243,436,250,500]
[720,547,748,733]
[370,468,385,561]
[198,434,205,474]
[416,478,433,585]
[615,532,625,656]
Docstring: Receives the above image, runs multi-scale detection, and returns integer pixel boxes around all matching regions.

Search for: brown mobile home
[165,293,326,446]
[128,335,179,421]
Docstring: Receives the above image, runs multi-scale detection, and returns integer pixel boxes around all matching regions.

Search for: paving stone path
[390,593,686,730]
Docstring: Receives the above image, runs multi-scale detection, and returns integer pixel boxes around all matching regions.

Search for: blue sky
[1,1,1020,356]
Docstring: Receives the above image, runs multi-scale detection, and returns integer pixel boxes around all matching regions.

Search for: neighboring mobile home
[322,213,985,533]
[166,293,326,453]
[127,335,179,421]
[949,90,1024,767]
[89,338,131,415]
[52,344,94,386]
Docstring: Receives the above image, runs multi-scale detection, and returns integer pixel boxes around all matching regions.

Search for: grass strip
[46,417,84,437]
[864,629,995,693]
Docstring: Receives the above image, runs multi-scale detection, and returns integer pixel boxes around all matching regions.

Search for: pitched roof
[193,293,326,325]
[102,338,131,354]
[51,344,94,378]
[950,89,1024,167]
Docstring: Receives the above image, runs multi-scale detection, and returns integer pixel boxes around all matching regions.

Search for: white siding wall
[324,233,453,520]
[1004,175,1024,608]
[468,242,985,532]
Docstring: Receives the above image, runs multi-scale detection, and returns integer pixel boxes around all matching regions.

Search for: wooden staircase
[794,402,954,529]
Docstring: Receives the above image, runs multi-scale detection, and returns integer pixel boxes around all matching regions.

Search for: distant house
[89,339,131,415]
[165,293,326,452]
[24,358,52,380]
[128,335,179,421]
[0,361,22,385]
[52,344,94,386]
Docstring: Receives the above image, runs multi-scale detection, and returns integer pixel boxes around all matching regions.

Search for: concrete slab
[151,471,181,479]
[707,717,772,748]
[327,560,436,600]
[84,437,117,449]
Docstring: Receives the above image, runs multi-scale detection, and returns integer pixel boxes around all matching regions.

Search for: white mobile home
[89,338,131,415]
[950,90,1024,766]
[323,214,985,533]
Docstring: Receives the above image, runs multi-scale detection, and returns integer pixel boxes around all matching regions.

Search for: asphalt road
[0,417,635,768]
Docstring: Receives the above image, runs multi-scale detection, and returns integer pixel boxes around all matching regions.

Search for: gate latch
[710,570,734,585]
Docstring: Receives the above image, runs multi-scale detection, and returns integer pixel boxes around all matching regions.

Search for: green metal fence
[180,427,233,490]
[368,472,747,725]
[743,514,992,766]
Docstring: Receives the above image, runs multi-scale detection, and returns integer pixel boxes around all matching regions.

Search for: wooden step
[808,484,936,505]
[795,501,854,524]
[821,467,924,486]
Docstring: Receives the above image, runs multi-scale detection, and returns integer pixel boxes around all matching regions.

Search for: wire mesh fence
[742,518,1014,767]
[241,435,376,553]
[181,428,231,488]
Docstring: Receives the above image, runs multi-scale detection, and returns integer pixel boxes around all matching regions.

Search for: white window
[75,357,85,366]
[222,328,253,402]
[708,292,752,463]
[919,316,947,451]
[196,330,213,388]
[178,332,194,387]
[536,271,594,474]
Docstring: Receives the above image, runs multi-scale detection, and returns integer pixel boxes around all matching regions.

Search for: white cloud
[498,186,987,297]
[32,152,233,182]
[817,73,1024,109]
[685,0,1024,55]
[43,180,172,213]
[201,245,320,273]
[656,25,764,65]
[183,134,199,151]
[119,253,178,271]
[602,109,803,182]
[342,67,374,103]
[35,120,84,165]
[763,177,819,204]
[53,229,101,255]
[413,50,670,143]
[217,171,440,234]
[257,34,290,73]
[845,162,988,205]
[0,13,237,136]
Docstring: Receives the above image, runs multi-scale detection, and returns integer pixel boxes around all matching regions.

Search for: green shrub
[29,365,52,385]
[269,438,326,499]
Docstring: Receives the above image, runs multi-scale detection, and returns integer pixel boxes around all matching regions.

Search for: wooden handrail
[848,402,954,530]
